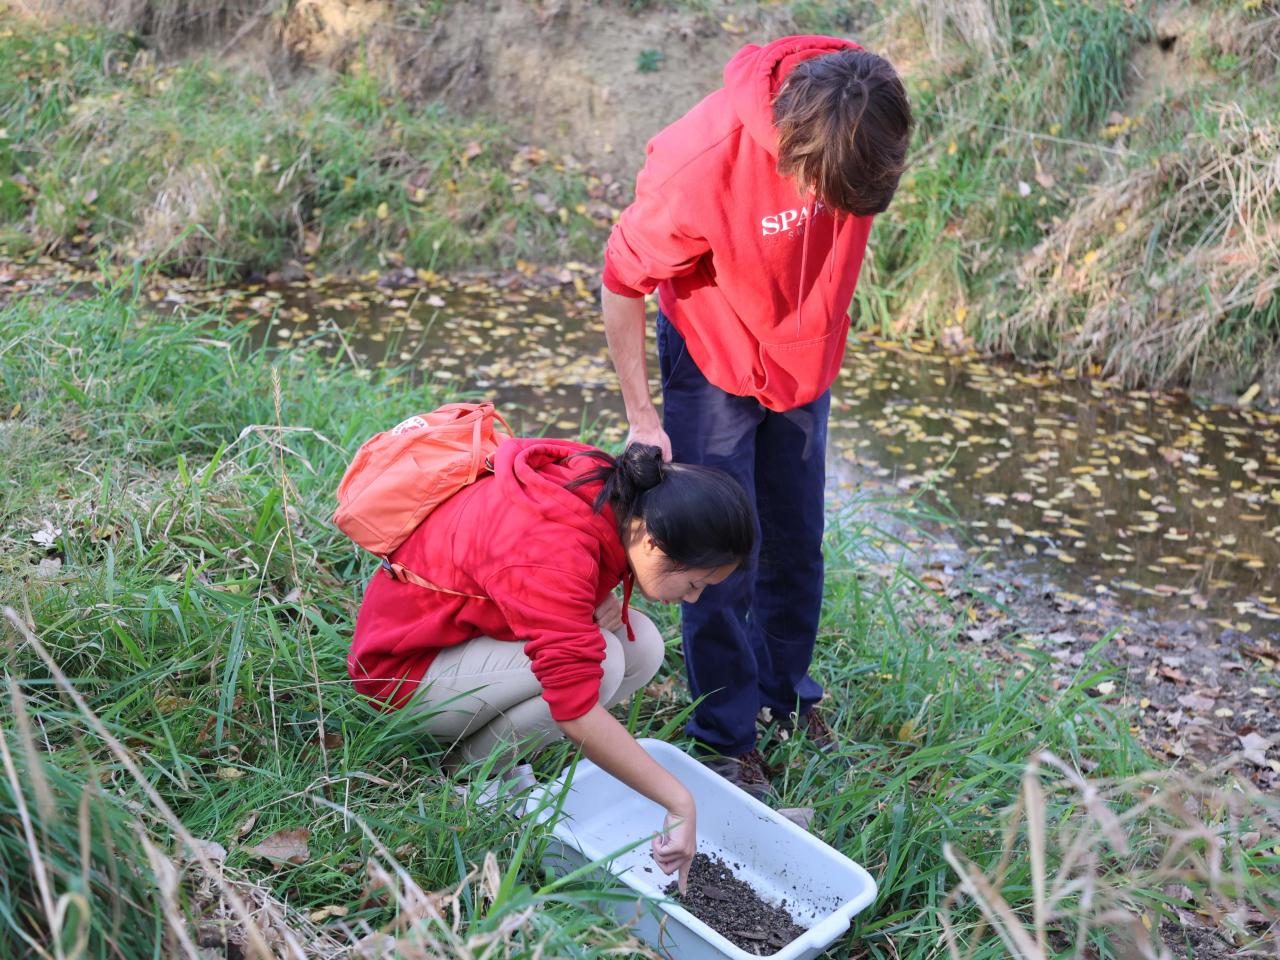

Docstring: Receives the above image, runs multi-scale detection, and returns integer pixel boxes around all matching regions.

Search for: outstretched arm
[558,704,695,891]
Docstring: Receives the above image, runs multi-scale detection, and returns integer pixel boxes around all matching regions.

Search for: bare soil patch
[33,1,861,182]
[306,0,818,180]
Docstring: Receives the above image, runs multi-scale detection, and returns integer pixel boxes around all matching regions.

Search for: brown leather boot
[696,748,776,802]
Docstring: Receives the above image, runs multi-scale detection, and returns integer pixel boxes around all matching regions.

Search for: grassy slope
[15,286,1275,959]
[0,17,607,280]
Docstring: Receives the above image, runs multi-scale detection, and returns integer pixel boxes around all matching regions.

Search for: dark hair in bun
[569,443,755,570]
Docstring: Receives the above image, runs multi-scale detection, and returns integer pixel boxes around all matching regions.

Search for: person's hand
[594,594,625,634]
[626,417,673,462]
[652,806,696,893]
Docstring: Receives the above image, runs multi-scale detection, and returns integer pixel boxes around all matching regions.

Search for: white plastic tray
[524,738,876,960]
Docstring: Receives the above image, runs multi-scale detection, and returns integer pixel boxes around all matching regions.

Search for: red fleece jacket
[348,438,631,722]
[603,35,874,412]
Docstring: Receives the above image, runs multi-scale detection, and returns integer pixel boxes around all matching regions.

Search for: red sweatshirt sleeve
[483,563,606,722]
[602,161,711,298]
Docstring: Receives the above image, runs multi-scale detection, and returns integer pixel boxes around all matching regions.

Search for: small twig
[217,0,286,58]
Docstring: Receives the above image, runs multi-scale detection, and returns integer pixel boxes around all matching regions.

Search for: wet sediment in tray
[665,853,807,955]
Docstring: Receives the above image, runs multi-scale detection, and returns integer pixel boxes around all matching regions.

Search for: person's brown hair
[773,48,913,217]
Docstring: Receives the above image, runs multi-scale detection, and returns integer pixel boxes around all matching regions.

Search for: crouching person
[349,439,754,888]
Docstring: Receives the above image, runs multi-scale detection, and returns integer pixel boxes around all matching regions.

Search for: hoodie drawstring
[621,570,636,643]
[796,195,813,337]
[828,214,842,285]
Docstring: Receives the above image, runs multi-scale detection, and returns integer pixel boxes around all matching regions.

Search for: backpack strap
[382,559,488,601]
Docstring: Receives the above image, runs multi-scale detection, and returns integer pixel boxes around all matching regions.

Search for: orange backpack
[333,402,512,596]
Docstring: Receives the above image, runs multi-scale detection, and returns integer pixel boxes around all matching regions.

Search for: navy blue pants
[656,312,828,756]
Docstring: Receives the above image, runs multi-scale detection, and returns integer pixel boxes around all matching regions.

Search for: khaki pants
[406,610,665,763]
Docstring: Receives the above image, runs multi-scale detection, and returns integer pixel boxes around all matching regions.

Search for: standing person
[601,36,912,798]
[349,439,754,889]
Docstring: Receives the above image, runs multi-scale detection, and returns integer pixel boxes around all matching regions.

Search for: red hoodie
[602,35,873,413]
[348,438,632,722]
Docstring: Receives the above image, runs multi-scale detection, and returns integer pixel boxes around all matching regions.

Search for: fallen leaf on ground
[244,827,310,865]
[30,520,61,547]
[1176,693,1215,712]
[181,839,227,863]
[308,904,349,923]
[964,622,999,643]
[777,807,815,831]
[316,730,343,749]
[1240,732,1272,767]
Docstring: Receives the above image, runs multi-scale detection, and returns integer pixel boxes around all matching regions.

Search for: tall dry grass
[856,0,1280,396]
[1004,103,1280,389]
[942,752,1280,959]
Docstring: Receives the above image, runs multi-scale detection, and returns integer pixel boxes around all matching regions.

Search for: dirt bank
[16,0,1278,397]
[31,0,857,181]
[281,0,854,180]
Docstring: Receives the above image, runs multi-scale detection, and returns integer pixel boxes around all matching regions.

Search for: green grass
[852,0,1149,338]
[0,16,608,280]
[4,286,1274,958]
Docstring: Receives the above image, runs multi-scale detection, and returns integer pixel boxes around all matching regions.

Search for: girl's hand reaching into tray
[653,804,696,893]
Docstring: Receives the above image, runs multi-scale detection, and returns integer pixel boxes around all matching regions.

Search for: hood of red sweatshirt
[492,438,635,626]
[602,34,875,413]
[493,439,622,552]
[724,35,862,158]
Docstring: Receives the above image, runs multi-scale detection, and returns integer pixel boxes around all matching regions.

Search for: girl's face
[625,531,737,605]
